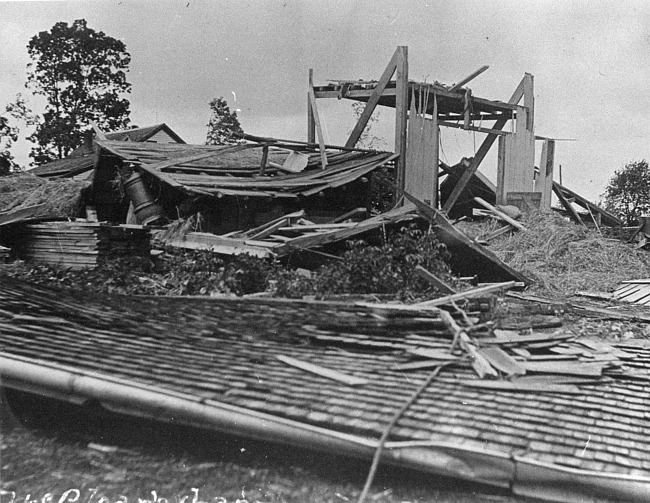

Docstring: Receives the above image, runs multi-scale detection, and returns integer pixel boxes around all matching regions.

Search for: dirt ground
[1,389,533,503]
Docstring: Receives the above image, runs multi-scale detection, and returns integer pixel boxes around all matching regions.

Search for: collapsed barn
[2,47,649,503]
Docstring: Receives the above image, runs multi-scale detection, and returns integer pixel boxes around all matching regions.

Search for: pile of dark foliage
[0,225,454,300]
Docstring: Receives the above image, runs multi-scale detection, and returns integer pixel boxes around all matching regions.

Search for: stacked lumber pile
[10,221,150,270]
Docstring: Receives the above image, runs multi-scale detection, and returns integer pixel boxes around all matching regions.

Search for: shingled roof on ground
[1,278,649,503]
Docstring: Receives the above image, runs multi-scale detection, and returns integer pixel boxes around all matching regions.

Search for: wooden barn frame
[308,46,558,215]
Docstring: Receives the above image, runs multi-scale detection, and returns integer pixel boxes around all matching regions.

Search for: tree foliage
[350,101,386,150]
[205,97,243,145]
[603,160,650,225]
[26,19,132,163]
[0,94,37,175]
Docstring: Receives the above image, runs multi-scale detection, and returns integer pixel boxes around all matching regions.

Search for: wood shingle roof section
[95,138,397,199]
[1,278,649,502]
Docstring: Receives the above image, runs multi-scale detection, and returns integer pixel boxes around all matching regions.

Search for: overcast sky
[1,0,648,201]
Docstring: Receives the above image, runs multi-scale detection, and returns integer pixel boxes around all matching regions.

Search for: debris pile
[488,210,650,297]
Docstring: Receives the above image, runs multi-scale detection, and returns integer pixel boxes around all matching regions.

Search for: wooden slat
[308,75,328,170]
[448,65,489,93]
[522,361,604,377]
[473,197,527,231]
[459,380,580,394]
[477,346,526,376]
[276,355,368,386]
[394,46,409,200]
[416,282,516,308]
[414,265,456,294]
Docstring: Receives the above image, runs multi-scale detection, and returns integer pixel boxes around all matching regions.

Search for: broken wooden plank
[392,360,458,371]
[477,346,526,376]
[552,182,585,226]
[437,309,497,379]
[414,265,456,294]
[276,355,368,386]
[406,348,460,360]
[448,65,489,93]
[522,361,604,377]
[481,331,574,346]
[416,282,516,308]
[160,232,275,258]
[308,76,328,169]
[458,380,581,394]
[0,204,47,226]
[404,191,530,284]
[473,197,527,231]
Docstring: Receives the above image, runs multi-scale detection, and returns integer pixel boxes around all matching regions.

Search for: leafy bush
[271,225,453,298]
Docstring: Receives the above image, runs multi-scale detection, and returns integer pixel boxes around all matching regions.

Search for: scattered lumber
[276,355,368,386]
[437,309,497,378]
[404,190,530,284]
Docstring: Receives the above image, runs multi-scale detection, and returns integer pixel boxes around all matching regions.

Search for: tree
[0,94,37,175]
[603,160,650,225]
[205,97,243,145]
[26,19,132,164]
[349,101,386,150]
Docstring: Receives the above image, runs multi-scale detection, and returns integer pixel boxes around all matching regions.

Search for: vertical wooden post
[441,77,525,213]
[307,69,316,144]
[308,68,328,169]
[535,139,555,209]
[394,46,409,202]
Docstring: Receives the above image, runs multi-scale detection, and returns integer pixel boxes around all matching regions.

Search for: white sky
[1,0,649,202]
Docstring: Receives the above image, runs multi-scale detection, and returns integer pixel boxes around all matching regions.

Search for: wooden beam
[307,68,316,144]
[438,120,509,136]
[535,139,554,209]
[345,49,398,148]
[416,282,517,308]
[553,181,622,227]
[276,355,369,386]
[415,265,456,294]
[473,197,527,231]
[552,183,585,226]
[308,82,328,170]
[448,65,489,93]
[394,46,409,201]
[441,76,526,213]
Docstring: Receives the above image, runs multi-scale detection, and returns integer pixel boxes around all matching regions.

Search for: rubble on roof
[2,278,650,503]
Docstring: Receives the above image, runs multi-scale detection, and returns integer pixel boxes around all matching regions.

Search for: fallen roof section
[1,279,649,502]
[96,139,397,199]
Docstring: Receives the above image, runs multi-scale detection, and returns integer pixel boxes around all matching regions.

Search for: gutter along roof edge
[3,353,650,502]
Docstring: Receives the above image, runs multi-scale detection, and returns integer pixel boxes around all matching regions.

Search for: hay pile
[0,172,90,219]
[489,210,650,298]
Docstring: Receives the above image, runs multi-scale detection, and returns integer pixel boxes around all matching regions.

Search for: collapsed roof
[95,138,396,199]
